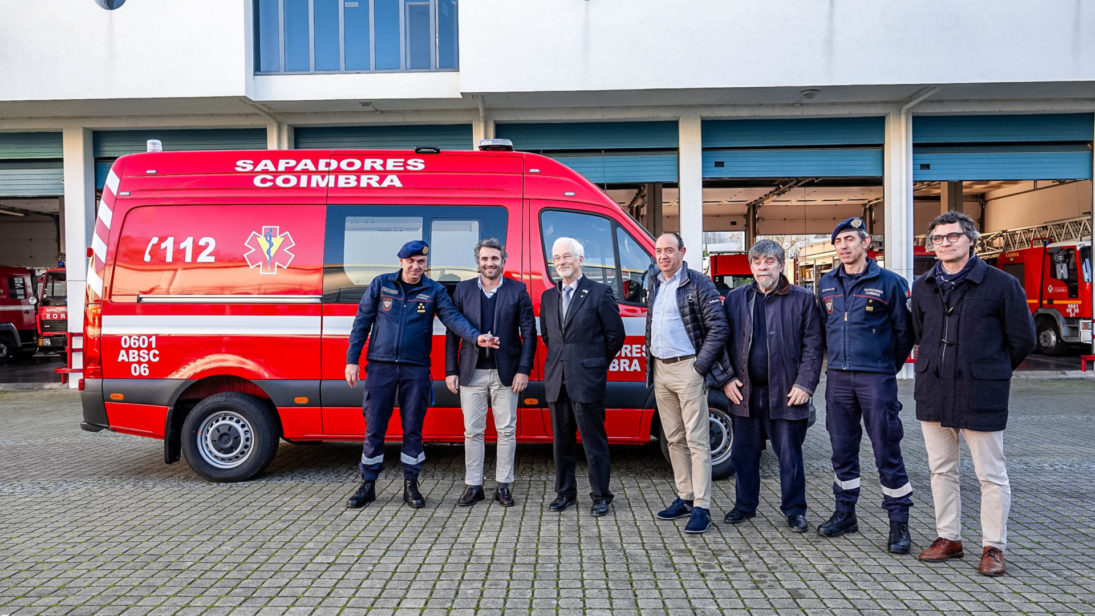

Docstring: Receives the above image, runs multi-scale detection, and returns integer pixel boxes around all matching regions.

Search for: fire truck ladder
[975,216,1092,257]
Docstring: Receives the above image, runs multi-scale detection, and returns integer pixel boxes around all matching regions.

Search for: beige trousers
[460,369,518,485]
[921,421,1011,550]
[654,357,712,509]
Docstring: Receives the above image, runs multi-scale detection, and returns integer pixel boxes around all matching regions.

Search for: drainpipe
[240,98,288,149]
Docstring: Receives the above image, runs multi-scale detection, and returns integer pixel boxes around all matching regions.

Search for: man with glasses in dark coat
[911,211,1035,576]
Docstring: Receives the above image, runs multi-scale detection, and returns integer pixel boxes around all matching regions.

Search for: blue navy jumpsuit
[817,258,916,522]
[346,271,481,480]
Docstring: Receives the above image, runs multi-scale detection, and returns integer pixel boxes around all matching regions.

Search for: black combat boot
[403,479,425,509]
[346,480,375,508]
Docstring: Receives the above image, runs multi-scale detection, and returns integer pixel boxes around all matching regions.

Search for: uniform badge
[865,300,875,312]
[421,246,429,255]
[824,299,834,314]
[851,218,863,229]
[381,298,393,311]
[416,302,427,313]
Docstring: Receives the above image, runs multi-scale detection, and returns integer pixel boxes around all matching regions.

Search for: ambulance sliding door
[319,204,534,439]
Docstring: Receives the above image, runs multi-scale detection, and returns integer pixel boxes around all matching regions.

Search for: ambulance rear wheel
[1035,318,1065,356]
[181,393,280,482]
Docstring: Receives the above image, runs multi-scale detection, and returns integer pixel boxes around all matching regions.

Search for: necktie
[562,286,573,320]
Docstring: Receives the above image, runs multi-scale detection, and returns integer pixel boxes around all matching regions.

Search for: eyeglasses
[552,253,577,262]
[929,232,966,245]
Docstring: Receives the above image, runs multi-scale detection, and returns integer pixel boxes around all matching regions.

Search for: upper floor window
[255,0,458,74]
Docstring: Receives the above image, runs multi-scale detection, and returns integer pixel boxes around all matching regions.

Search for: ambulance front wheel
[181,393,281,482]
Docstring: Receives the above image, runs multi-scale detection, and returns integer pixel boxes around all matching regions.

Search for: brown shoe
[918,537,964,562]
[978,546,1006,576]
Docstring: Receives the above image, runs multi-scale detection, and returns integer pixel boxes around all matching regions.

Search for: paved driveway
[1,379,1093,615]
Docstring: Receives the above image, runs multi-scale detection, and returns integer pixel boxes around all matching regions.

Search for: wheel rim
[1038,327,1058,351]
[196,411,254,469]
[708,408,733,466]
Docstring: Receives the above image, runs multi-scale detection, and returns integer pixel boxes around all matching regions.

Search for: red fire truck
[708,253,752,296]
[0,265,37,364]
[79,144,737,482]
[994,241,1093,355]
[36,267,68,354]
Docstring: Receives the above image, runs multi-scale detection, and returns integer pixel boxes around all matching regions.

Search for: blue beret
[397,240,429,259]
[831,217,866,243]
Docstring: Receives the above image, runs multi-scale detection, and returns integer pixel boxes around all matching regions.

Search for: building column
[678,115,703,269]
[884,111,915,379]
[940,181,963,213]
[62,127,96,387]
[267,121,291,149]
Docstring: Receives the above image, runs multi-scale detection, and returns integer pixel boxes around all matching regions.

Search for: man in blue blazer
[445,238,536,507]
[541,237,626,517]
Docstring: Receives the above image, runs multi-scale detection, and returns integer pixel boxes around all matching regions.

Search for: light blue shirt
[650,266,696,359]
[477,275,503,299]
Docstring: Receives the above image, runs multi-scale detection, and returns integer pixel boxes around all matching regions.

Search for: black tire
[180,393,280,482]
[708,405,735,480]
[0,334,13,365]
[1035,318,1065,356]
[656,402,736,480]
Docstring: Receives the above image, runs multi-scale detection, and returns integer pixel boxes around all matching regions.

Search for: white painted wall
[460,0,1095,93]
[983,181,1092,231]
[0,1,250,101]
[0,213,59,268]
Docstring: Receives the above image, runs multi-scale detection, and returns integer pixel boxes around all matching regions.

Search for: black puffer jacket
[644,263,732,389]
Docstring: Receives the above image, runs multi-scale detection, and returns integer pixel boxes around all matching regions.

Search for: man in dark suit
[540,237,626,517]
[445,238,536,508]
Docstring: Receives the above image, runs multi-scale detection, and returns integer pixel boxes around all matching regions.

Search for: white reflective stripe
[881,482,913,498]
[324,316,355,336]
[0,305,33,311]
[324,315,646,337]
[105,170,120,194]
[87,269,103,296]
[97,202,112,228]
[361,453,384,465]
[834,476,861,490]
[101,314,321,336]
[400,451,426,465]
[91,234,107,262]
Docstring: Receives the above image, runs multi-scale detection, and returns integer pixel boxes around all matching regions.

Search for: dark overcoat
[910,257,1036,431]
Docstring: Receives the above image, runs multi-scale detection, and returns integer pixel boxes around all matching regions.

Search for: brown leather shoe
[978,546,1006,576]
[918,537,964,562]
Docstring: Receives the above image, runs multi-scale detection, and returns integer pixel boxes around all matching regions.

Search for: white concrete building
[1,0,1093,359]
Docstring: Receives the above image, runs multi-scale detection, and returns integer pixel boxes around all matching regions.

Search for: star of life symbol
[244,225,296,274]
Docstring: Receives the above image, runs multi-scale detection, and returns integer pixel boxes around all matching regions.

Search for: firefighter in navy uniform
[816,218,916,554]
[344,240,498,509]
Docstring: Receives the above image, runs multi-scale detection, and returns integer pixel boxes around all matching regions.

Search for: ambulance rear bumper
[80,378,108,432]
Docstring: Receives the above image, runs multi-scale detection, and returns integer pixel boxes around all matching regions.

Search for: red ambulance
[79,143,736,481]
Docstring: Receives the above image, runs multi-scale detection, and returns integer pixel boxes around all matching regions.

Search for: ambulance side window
[540,209,654,306]
[324,205,506,303]
[8,275,27,300]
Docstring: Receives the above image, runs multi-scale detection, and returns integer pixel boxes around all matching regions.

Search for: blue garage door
[294,125,474,151]
[94,128,267,189]
[912,114,1093,180]
[496,122,679,184]
[702,118,885,178]
[0,133,64,197]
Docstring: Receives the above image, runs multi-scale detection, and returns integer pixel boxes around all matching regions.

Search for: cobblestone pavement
[1,379,1093,615]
